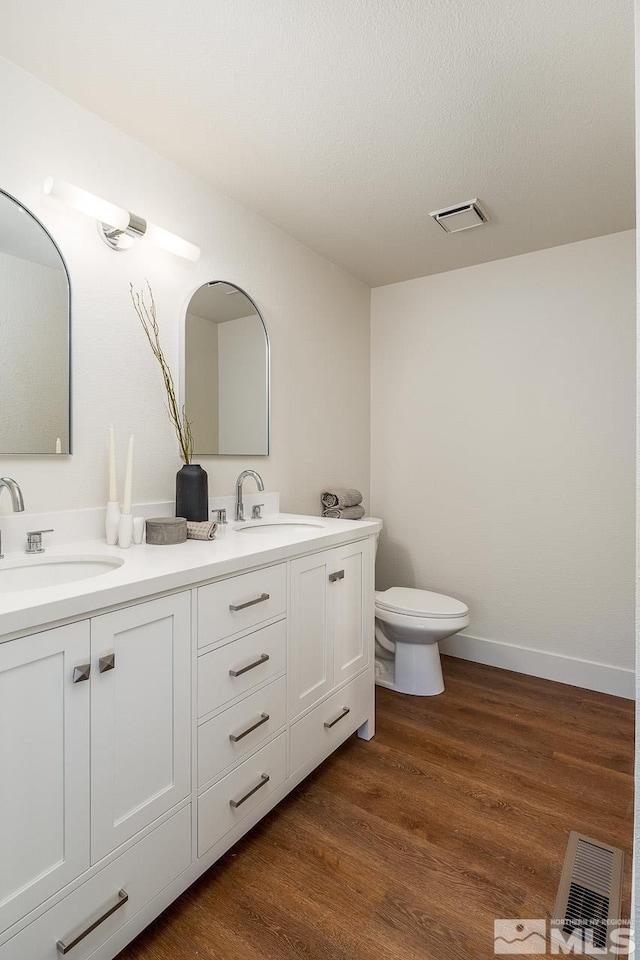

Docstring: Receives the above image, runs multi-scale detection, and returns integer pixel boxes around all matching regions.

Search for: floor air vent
[552,832,624,957]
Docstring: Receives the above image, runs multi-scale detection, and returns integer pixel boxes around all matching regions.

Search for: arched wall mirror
[183,281,270,456]
[0,189,71,455]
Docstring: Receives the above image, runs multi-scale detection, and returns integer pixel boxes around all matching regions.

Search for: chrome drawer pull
[230,772,270,809]
[229,652,269,677]
[98,653,115,674]
[329,569,345,582]
[72,663,91,684]
[56,889,128,954]
[324,706,351,729]
[229,592,270,612]
[229,712,270,743]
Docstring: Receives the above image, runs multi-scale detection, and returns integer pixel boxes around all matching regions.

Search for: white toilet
[375,587,470,696]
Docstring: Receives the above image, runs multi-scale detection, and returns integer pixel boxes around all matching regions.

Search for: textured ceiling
[0,0,634,286]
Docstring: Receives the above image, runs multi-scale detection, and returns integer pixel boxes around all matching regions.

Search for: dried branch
[130,281,193,464]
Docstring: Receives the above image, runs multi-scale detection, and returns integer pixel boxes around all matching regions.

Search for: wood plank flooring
[117,657,635,960]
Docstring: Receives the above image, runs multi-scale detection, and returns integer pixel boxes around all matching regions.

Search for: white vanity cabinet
[0,622,90,933]
[288,539,374,777]
[288,539,371,719]
[0,594,192,959]
[195,563,289,859]
[0,523,378,960]
[90,593,192,862]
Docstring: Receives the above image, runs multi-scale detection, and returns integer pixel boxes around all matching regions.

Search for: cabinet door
[0,621,90,932]
[331,541,371,686]
[288,550,333,718]
[90,593,191,862]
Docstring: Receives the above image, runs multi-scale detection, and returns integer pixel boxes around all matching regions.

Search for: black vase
[176,463,209,521]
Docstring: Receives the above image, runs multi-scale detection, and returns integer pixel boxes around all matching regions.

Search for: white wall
[371,231,636,691]
[634,0,640,931]
[184,311,219,453]
[0,250,68,453]
[218,315,268,454]
[0,57,370,515]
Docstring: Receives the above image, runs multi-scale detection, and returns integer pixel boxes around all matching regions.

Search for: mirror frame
[181,280,270,457]
[0,188,72,456]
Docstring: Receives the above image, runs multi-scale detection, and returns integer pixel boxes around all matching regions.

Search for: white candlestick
[122,435,134,514]
[118,512,133,549]
[55,437,62,454]
[105,500,121,545]
[108,427,117,501]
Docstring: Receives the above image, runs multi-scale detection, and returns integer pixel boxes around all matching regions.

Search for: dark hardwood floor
[117,657,635,960]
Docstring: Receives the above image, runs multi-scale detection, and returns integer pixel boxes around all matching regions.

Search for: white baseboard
[439,632,635,700]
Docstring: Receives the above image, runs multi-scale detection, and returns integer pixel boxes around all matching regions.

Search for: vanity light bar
[43,178,200,262]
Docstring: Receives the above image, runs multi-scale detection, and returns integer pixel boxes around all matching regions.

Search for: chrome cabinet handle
[230,772,270,809]
[229,712,270,743]
[229,592,270,612]
[329,570,345,582]
[56,889,128,954]
[324,706,350,729]
[72,663,91,684]
[229,652,269,677]
[98,653,115,673]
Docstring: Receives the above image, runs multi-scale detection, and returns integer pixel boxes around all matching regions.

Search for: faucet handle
[251,504,264,520]
[211,508,227,524]
[26,529,53,554]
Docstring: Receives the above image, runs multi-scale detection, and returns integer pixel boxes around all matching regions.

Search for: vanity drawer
[289,671,371,776]
[198,676,287,788]
[197,733,287,858]
[0,805,191,960]
[198,563,287,647]
[197,619,286,717]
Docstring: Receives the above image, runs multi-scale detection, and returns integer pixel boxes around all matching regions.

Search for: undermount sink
[0,555,124,592]
[236,520,325,535]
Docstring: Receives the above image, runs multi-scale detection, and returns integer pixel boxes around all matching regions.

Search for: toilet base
[374,640,444,697]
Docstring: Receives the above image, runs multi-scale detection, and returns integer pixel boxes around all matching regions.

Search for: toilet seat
[375,587,468,620]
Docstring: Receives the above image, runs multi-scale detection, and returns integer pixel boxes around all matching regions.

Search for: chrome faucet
[235,470,264,522]
[0,477,25,513]
[0,477,25,559]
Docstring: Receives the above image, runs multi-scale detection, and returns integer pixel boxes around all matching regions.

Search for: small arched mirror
[0,189,70,455]
[183,281,270,456]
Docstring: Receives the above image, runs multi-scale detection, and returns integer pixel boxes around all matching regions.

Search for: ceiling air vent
[552,831,624,959]
[429,199,490,233]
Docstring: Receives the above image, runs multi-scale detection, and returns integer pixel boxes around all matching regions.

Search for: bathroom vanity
[0,514,380,960]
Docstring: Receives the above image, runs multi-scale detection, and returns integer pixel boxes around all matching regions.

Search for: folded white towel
[187,520,217,541]
[322,505,365,521]
[321,488,363,510]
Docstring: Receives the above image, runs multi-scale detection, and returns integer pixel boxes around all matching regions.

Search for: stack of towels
[321,488,365,520]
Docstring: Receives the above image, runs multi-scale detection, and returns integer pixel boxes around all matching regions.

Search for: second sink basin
[236,520,325,535]
[0,556,124,592]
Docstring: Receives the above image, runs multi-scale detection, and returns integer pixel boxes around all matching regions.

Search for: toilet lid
[375,587,468,619]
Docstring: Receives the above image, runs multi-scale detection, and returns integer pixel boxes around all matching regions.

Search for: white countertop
[0,514,381,640]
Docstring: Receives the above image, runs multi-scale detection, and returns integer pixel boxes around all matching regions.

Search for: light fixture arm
[99,212,147,251]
